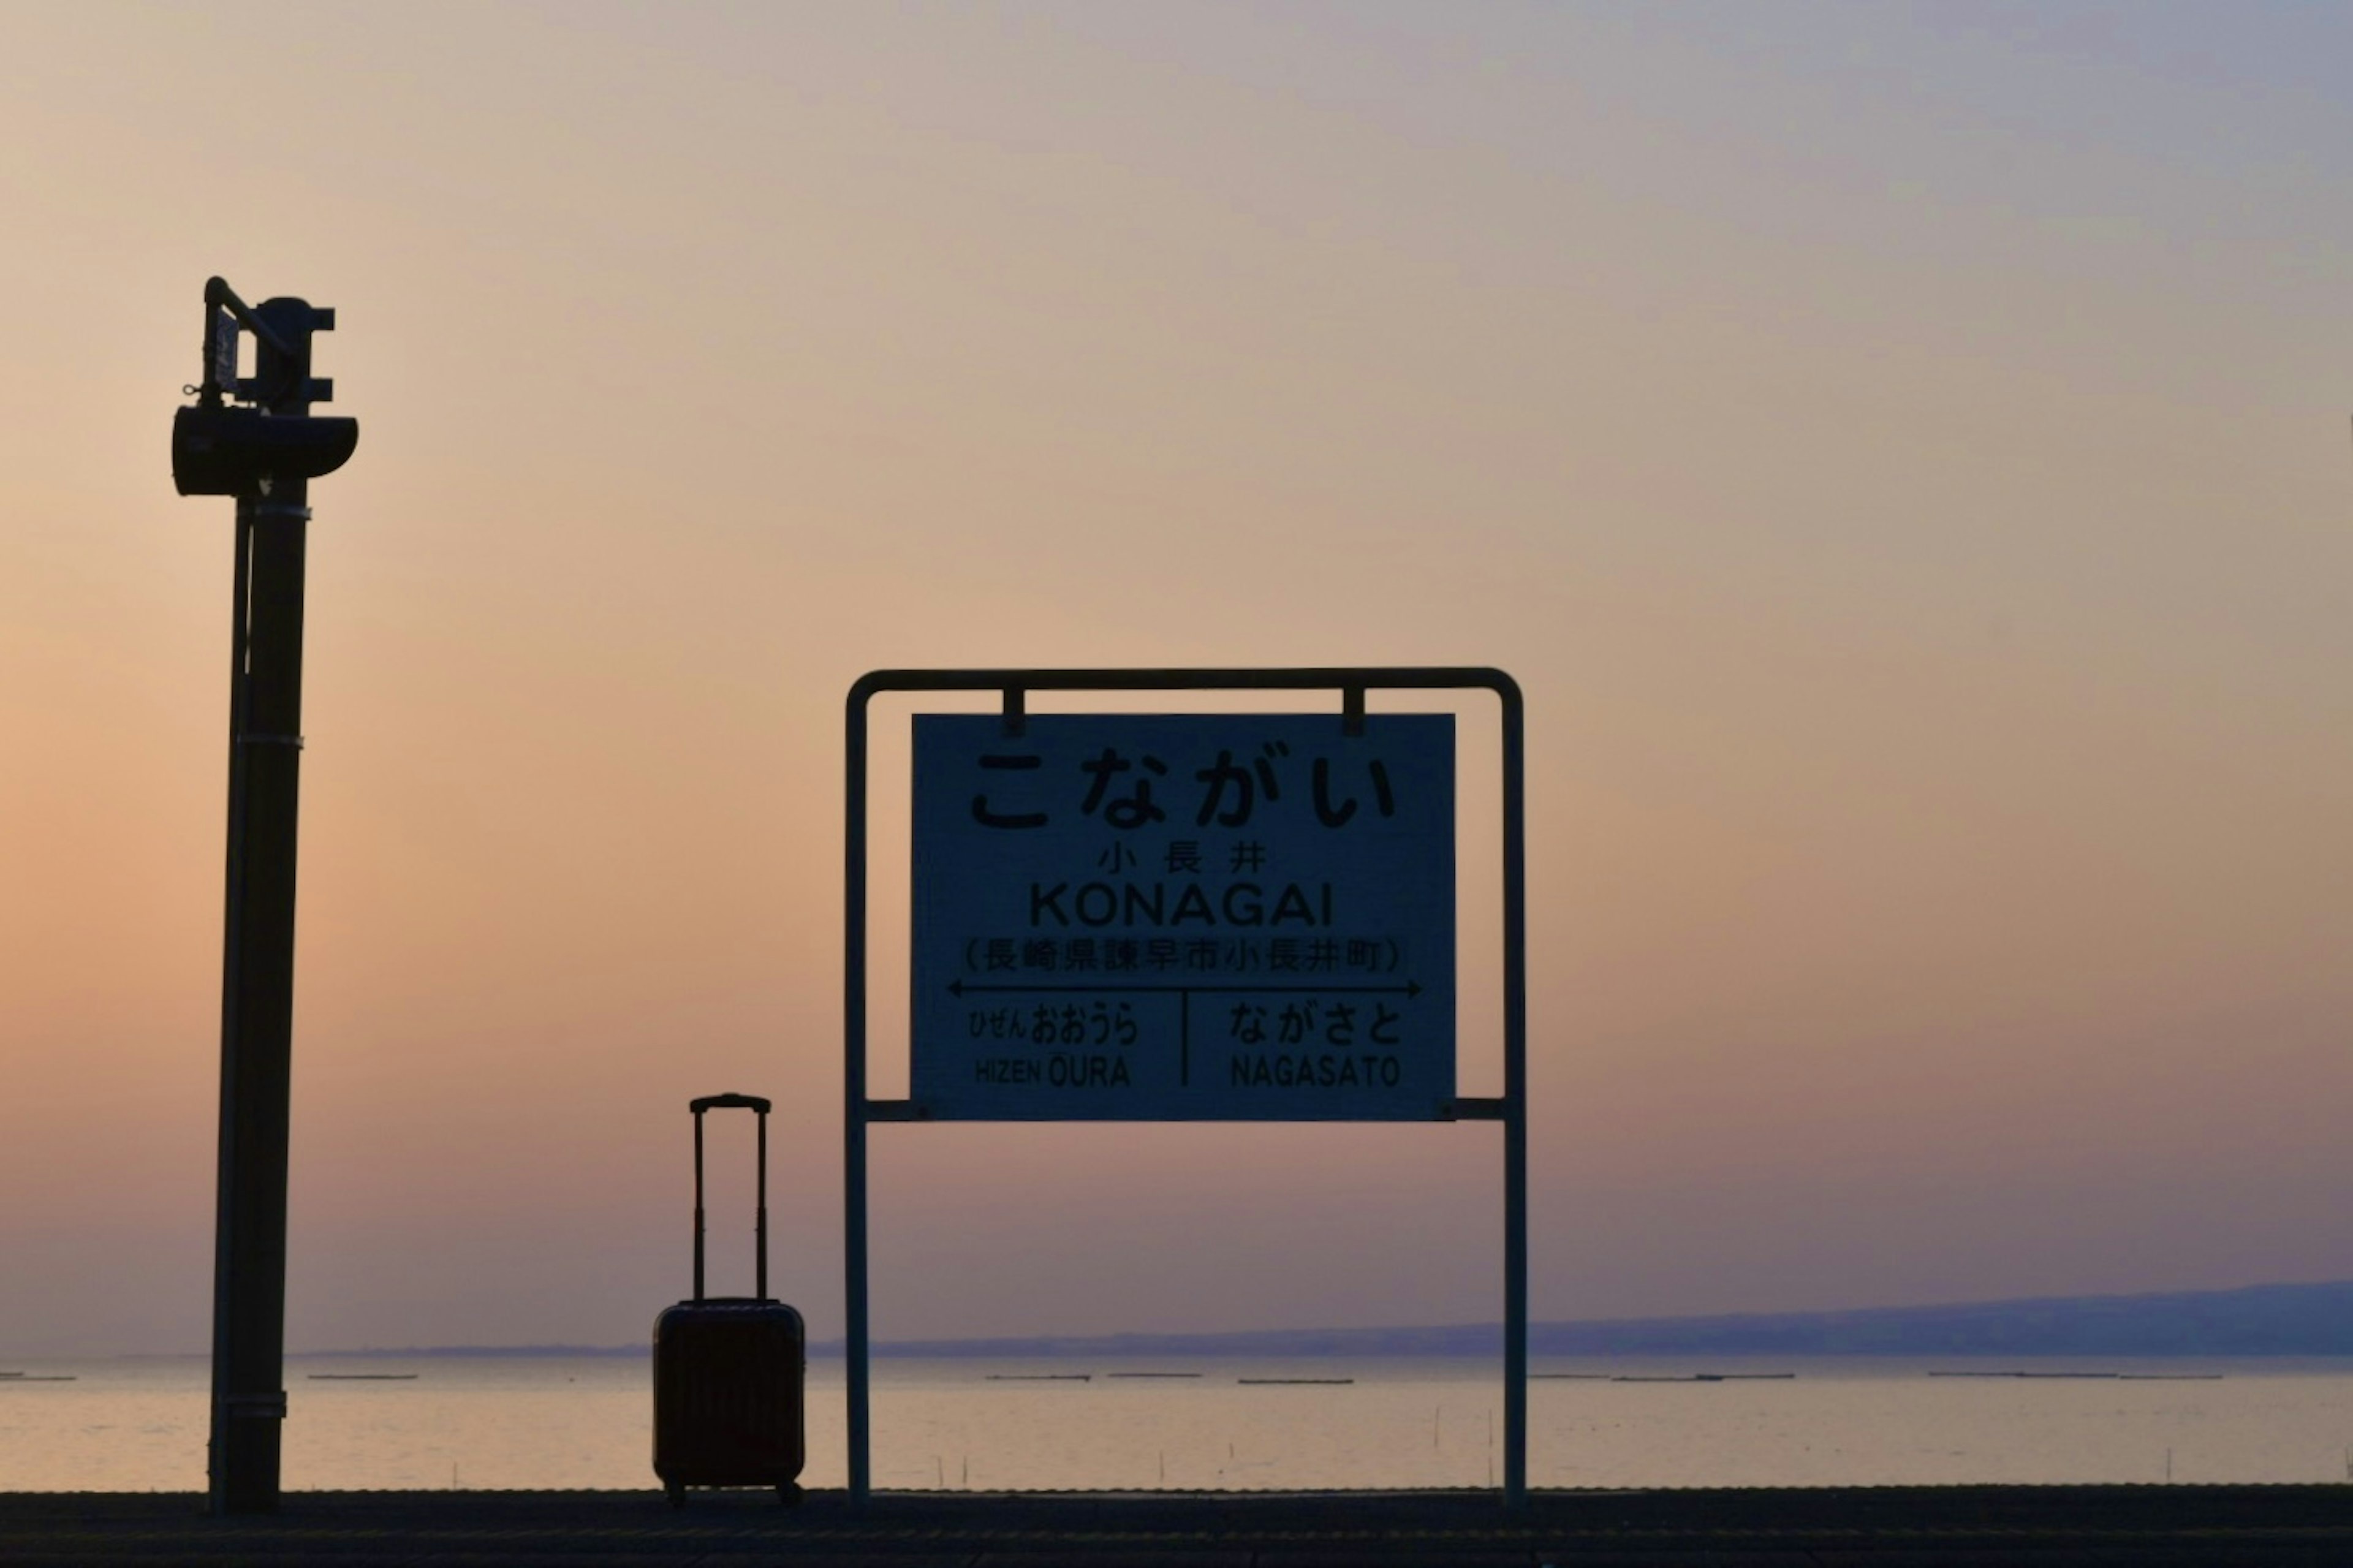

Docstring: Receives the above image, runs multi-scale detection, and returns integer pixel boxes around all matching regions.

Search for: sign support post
[1502,691,1527,1504]
[844,667,1525,1505]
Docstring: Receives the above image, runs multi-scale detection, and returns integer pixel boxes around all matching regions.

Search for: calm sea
[3,1355,2350,1493]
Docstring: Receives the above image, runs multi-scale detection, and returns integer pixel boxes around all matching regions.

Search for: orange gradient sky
[2,4,2349,1354]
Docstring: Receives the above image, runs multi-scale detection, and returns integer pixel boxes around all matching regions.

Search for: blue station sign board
[911,713,1455,1119]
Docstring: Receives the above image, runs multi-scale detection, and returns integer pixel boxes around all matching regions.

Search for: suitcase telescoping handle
[690,1093,772,1303]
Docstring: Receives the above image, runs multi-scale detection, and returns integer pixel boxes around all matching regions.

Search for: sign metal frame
[845,667,1526,1504]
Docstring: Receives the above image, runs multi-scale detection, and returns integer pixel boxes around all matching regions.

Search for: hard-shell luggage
[652,1092,806,1507]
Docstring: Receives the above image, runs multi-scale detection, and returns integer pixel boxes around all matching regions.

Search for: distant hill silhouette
[856,1280,2353,1359]
[309,1280,2353,1360]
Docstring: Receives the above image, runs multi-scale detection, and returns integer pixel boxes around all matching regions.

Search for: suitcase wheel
[665,1482,686,1509]
[777,1482,803,1507]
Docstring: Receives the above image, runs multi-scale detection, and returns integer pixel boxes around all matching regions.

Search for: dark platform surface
[6,1486,2352,1566]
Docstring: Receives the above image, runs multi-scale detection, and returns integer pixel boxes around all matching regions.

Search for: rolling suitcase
[653,1092,806,1507]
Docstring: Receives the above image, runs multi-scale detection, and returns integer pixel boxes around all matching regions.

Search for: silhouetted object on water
[173,277,358,1519]
[1238,1377,1355,1385]
[1929,1369,2225,1381]
[983,1374,1090,1382]
[1616,1375,1726,1382]
[653,1094,806,1508]
[1605,1373,1797,1382]
[307,1374,420,1381]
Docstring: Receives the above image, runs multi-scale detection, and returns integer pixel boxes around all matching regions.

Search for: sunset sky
[1,3,2348,1357]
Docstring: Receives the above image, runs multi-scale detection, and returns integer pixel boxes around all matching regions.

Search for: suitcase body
[651,1093,805,1505]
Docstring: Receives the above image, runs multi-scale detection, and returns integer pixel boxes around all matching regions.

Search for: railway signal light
[173,276,357,1517]
[171,278,357,501]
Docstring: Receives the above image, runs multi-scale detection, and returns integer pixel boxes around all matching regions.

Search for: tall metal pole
[208,476,308,1513]
[205,296,324,1515]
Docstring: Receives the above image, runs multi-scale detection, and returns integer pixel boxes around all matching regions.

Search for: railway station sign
[910,713,1455,1119]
